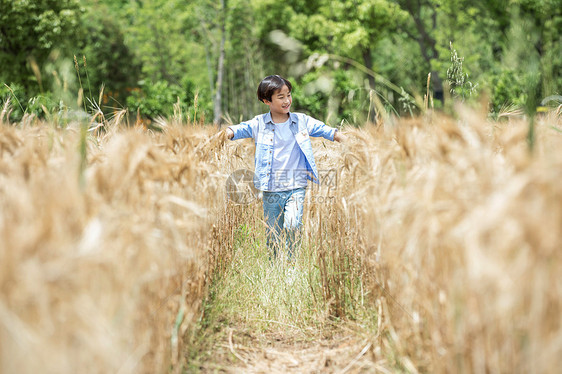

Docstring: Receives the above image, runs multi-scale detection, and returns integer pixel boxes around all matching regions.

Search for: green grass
[185,219,378,372]
[205,223,331,334]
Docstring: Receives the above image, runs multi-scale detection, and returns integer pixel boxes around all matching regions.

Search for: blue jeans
[262,187,306,261]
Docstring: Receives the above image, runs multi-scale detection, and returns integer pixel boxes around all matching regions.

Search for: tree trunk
[362,48,377,123]
[213,33,225,126]
[204,45,215,96]
[362,48,376,91]
[213,0,226,127]
[402,0,444,102]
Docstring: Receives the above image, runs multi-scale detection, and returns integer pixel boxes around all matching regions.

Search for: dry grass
[0,117,228,373]
[312,106,562,373]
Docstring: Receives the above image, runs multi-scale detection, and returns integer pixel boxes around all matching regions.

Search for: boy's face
[264,85,292,117]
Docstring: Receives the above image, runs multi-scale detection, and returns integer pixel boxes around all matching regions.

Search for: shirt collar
[265,112,297,125]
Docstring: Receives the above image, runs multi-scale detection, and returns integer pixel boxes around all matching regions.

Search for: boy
[226,75,345,261]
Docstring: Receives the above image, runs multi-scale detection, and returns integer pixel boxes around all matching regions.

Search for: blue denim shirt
[228,112,337,191]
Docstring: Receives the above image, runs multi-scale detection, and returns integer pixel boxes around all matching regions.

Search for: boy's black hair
[257,75,292,103]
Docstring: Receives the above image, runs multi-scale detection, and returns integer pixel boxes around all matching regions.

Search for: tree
[250,0,410,121]
[191,0,232,126]
[111,0,211,119]
[121,0,193,83]
[76,2,141,107]
[213,0,227,126]
[395,0,447,102]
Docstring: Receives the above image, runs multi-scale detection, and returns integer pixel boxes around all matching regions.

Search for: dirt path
[198,325,386,373]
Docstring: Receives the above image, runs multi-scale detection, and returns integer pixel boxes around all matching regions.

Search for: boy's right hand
[225,127,234,140]
[334,130,347,143]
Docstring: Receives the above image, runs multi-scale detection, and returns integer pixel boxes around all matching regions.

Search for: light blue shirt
[269,118,308,191]
[228,112,337,191]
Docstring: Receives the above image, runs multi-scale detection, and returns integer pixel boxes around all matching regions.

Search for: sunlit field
[1,103,561,373]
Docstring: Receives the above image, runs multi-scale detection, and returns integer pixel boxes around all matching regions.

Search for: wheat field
[1,103,561,373]
[0,109,227,373]
[316,106,562,373]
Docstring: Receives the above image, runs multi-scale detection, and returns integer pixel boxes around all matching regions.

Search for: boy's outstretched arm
[226,120,256,140]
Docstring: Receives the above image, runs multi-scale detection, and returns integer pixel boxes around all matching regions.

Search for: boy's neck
[271,112,290,124]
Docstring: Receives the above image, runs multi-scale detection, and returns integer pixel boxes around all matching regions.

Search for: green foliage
[1,62,79,122]
[0,0,560,123]
[222,0,266,121]
[251,0,411,119]
[332,69,369,125]
[119,0,215,120]
[291,71,328,120]
[375,36,427,98]
[258,0,407,57]
[0,0,83,93]
[126,80,184,119]
[489,69,526,114]
[447,43,477,101]
[0,83,26,120]
[0,83,61,122]
[125,78,213,121]
[75,3,141,107]
[26,93,58,118]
